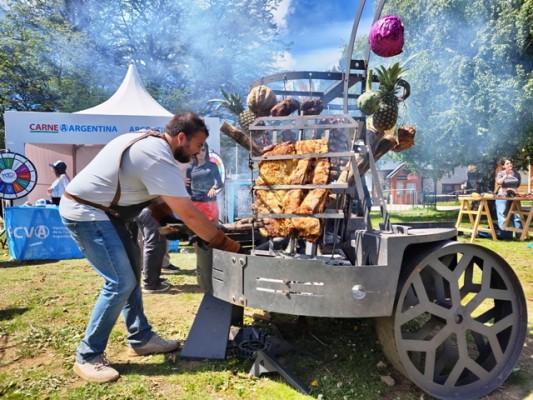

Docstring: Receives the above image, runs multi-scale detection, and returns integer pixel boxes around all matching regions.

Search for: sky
[272,0,376,71]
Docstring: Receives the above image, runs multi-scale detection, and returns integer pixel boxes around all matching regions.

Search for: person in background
[185,142,224,223]
[157,161,195,274]
[59,112,240,384]
[136,207,176,293]
[495,158,522,234]
[47,160,69,205]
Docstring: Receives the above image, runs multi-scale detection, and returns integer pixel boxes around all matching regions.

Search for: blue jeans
[61,217,153,363]
[495,199,522,231]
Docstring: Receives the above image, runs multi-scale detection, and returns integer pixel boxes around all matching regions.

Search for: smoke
[376,0,532,176]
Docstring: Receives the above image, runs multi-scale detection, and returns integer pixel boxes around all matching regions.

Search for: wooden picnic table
[502,197,532,241]
[455,196,532,242]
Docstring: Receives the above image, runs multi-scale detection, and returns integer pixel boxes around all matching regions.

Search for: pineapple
[372,62,409,131]
[208,87,245,117]
[208,87,259,133]
[238,109,257,133]
[357,69,380,116]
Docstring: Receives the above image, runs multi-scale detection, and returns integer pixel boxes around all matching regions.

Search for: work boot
[73,354,120,383]
[127,332,181,356]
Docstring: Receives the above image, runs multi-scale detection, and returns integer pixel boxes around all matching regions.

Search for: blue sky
[273,0,375,71]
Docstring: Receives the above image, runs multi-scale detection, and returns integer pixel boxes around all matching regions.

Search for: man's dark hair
[165,112,209,138]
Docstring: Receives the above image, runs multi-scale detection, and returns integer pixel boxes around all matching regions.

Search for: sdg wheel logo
[0,152,38,199]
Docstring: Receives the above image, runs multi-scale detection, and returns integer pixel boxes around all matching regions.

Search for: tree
[378,0,533,189]
[0,0,111,147]
[54,0,286,114]
[0,0,286,154]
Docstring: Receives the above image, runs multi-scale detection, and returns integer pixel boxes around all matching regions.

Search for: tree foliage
[0,0,113,147]
[377,0,533,186]
[2,0,531,188]
[0,0,285,149]
[50,0,285,114]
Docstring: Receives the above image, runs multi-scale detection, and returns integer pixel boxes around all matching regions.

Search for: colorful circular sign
[0,152,38,199]
[209,151,225,192]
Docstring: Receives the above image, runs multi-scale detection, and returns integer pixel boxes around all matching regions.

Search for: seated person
[495,159,522,237]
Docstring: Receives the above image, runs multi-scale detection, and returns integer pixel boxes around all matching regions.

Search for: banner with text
[5,206,84,260]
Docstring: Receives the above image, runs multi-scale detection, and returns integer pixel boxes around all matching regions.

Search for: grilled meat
[270,98,300,116]
[254,139,331,242]
[293,217,322,241]
[300,98,324,115]
[297,189,329,214]
[256,142,296,186]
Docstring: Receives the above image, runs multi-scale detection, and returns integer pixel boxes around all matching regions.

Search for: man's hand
[189,235,209,250]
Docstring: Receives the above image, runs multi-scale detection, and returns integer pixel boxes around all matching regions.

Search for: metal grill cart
[181,1,527,399]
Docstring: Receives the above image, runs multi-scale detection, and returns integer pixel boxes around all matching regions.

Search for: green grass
[371,206,459,223]
[0,214,531,400]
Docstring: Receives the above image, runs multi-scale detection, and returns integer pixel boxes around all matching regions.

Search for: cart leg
[181,293,243,360]
[251,350,310,395]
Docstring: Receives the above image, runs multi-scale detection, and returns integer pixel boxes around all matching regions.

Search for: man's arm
[160,195,219,242]
[149,195,240,252]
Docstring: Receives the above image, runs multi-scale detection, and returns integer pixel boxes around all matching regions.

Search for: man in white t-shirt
[59,112,240,384]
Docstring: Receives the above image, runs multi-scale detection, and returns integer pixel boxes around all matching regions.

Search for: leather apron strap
[65,130,167,221]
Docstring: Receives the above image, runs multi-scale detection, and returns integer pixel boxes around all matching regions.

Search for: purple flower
[369,15,404,57]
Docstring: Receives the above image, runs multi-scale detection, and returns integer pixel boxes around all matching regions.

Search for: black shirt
[186,162,224,202]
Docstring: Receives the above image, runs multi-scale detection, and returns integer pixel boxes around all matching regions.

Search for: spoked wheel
[376,242,527,400]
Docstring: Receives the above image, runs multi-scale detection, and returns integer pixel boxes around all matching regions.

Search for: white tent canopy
[77,64,173,116]
[4,64,220,204]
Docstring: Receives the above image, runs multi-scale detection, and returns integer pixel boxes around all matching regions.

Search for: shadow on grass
[0,259,61,269]
[0,307,30,321]
[113,354,255,377]
[164,269,197,278]
[167,284,203,295]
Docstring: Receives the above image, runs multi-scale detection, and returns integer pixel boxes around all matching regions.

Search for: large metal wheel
[376,242,527,400]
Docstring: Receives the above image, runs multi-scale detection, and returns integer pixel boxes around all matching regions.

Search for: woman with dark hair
[47,160,70,205]
[185,142,224,223]
[495,158,522,235]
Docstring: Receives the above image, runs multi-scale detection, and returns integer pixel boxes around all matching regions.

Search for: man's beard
[173,147,191,163]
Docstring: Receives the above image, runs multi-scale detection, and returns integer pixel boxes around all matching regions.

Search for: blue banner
[4,206,84,260]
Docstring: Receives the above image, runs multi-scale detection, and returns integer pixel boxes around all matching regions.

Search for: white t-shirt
[50,174,70,198]
[59,132,189,221]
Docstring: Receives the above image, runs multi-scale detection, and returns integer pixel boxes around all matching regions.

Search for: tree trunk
[220,121,263,156]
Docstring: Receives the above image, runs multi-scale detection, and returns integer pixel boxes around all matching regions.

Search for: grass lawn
[371,207,459,223]
[0,208,531,399]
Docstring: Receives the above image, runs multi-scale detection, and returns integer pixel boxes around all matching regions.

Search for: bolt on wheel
[376,242,527,400]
